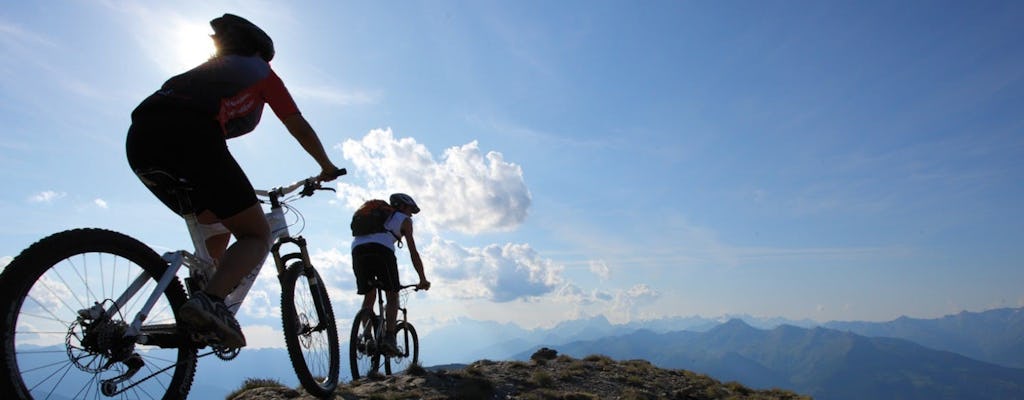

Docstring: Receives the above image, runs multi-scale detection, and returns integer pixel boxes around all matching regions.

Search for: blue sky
[2,0,1023,348]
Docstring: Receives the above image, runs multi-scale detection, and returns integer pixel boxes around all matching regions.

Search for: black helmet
[210,13,275,62]
[389,193,420,214]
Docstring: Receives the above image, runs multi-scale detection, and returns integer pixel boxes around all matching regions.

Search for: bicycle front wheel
[280,262,339,396]
[0,228,197,400]
[385,321,419,376]
[348,308,382,380]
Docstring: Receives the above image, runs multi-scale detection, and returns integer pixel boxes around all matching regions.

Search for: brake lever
[300,180,319,197]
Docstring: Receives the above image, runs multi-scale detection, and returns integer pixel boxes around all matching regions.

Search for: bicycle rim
[385,321,419,376]
[0,228,197,400]
[348,309,381,381]
[281,262,339,396]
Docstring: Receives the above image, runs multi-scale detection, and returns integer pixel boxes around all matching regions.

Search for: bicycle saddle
[134,168,195,191]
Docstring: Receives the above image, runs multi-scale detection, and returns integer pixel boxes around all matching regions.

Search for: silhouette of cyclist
[352,193,431,355]
[126,13,341,348]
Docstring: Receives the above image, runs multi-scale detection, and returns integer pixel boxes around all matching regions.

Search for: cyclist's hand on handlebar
[317,165,346,182]
[416,280,431,291]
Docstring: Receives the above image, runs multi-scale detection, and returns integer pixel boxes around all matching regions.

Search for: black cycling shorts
[352,243,401,294]
[125,110,258,219]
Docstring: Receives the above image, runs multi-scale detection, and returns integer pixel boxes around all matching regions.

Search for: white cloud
[94,198,108,209]
[588,260,610,281]
[549,283,660,324]
[337,128,531,234]
[29,191,65,203]
[608,284,660,323]
[241,324,285,349]
[291,86,381,106]
[310,247,355,288]
[425,237,562,302]
[624,284,658,301]
[239,288,277,319]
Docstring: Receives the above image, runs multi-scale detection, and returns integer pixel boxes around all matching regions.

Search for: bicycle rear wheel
[280,262,339,396]
[0,228,197,400]
[348,308,382,380]
[385,321,419,376]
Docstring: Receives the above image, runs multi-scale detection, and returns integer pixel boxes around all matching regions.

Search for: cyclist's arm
[402,218,430,289]
[281,113,339,181]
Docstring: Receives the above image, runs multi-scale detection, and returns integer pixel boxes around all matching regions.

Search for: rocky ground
[228,348,811,400]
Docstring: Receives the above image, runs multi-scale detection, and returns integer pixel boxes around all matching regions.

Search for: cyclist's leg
[356,244,399,313]
[381,251,401,334]
[205,204,270,297]
[352,245,378,311]
[385,291,399,333]
[177,130,266,348]
[381,253,401,354]
[179,206,264,348]
[198,210,231,261]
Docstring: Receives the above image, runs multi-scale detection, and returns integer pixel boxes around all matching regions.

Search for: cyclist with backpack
[125,13,341,348]
[351,193,431,355]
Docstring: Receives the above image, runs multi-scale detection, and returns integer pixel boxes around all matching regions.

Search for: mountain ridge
[531,319,1024,400]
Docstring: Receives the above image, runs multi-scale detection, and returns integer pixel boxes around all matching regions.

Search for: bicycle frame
[369,284,416,354]
[86,175,332,346]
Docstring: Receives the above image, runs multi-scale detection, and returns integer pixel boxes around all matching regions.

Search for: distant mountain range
[824,307,1024,368]
[525,318,1024,399]
[418,307,1024,369]
[25,307,1020,399]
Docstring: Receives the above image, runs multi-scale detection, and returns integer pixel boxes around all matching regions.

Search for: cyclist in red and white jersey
[126,13,340,348]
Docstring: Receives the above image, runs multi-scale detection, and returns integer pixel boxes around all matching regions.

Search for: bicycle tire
[0,228,197,400]
[348,308,382,380]
[280,262,339,396]
[385,321,419,376]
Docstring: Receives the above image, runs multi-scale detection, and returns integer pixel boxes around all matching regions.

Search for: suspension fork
[272,236,331,330]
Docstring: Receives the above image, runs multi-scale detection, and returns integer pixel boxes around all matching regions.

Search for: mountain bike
[0,169,345,399]
[349,279,420,380]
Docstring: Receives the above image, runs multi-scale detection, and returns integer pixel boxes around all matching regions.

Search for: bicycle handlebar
[255,168,347,199]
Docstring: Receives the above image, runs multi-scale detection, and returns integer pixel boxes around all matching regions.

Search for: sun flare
[170,21,216,71]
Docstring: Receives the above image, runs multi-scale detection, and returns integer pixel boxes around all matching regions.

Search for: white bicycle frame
[77,176,318,342]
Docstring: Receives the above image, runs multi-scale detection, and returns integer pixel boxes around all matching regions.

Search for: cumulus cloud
[310,247,354,288]
[554,284,612,307]
[239,288,277,319]
[425,237,562,302]
[589,260,610,281]
[337,128,531,234]
[551,282,660,323]
[94,198,108,209]
[241,324,286,349]
[29,191,65,203]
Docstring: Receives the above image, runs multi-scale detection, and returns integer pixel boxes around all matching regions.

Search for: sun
[170,21,216,71]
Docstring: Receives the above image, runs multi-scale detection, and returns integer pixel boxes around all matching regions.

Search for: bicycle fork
[272,236,332,333]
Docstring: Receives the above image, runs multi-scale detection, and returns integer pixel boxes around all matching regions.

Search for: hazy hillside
[824,307,1024,368]
[535,319,1024,400]
[418,313,819,365]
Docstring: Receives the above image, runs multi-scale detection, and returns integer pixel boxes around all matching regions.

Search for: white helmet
[389,193,420,214]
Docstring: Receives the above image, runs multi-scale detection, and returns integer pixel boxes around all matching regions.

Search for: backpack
[350,199,396,237]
